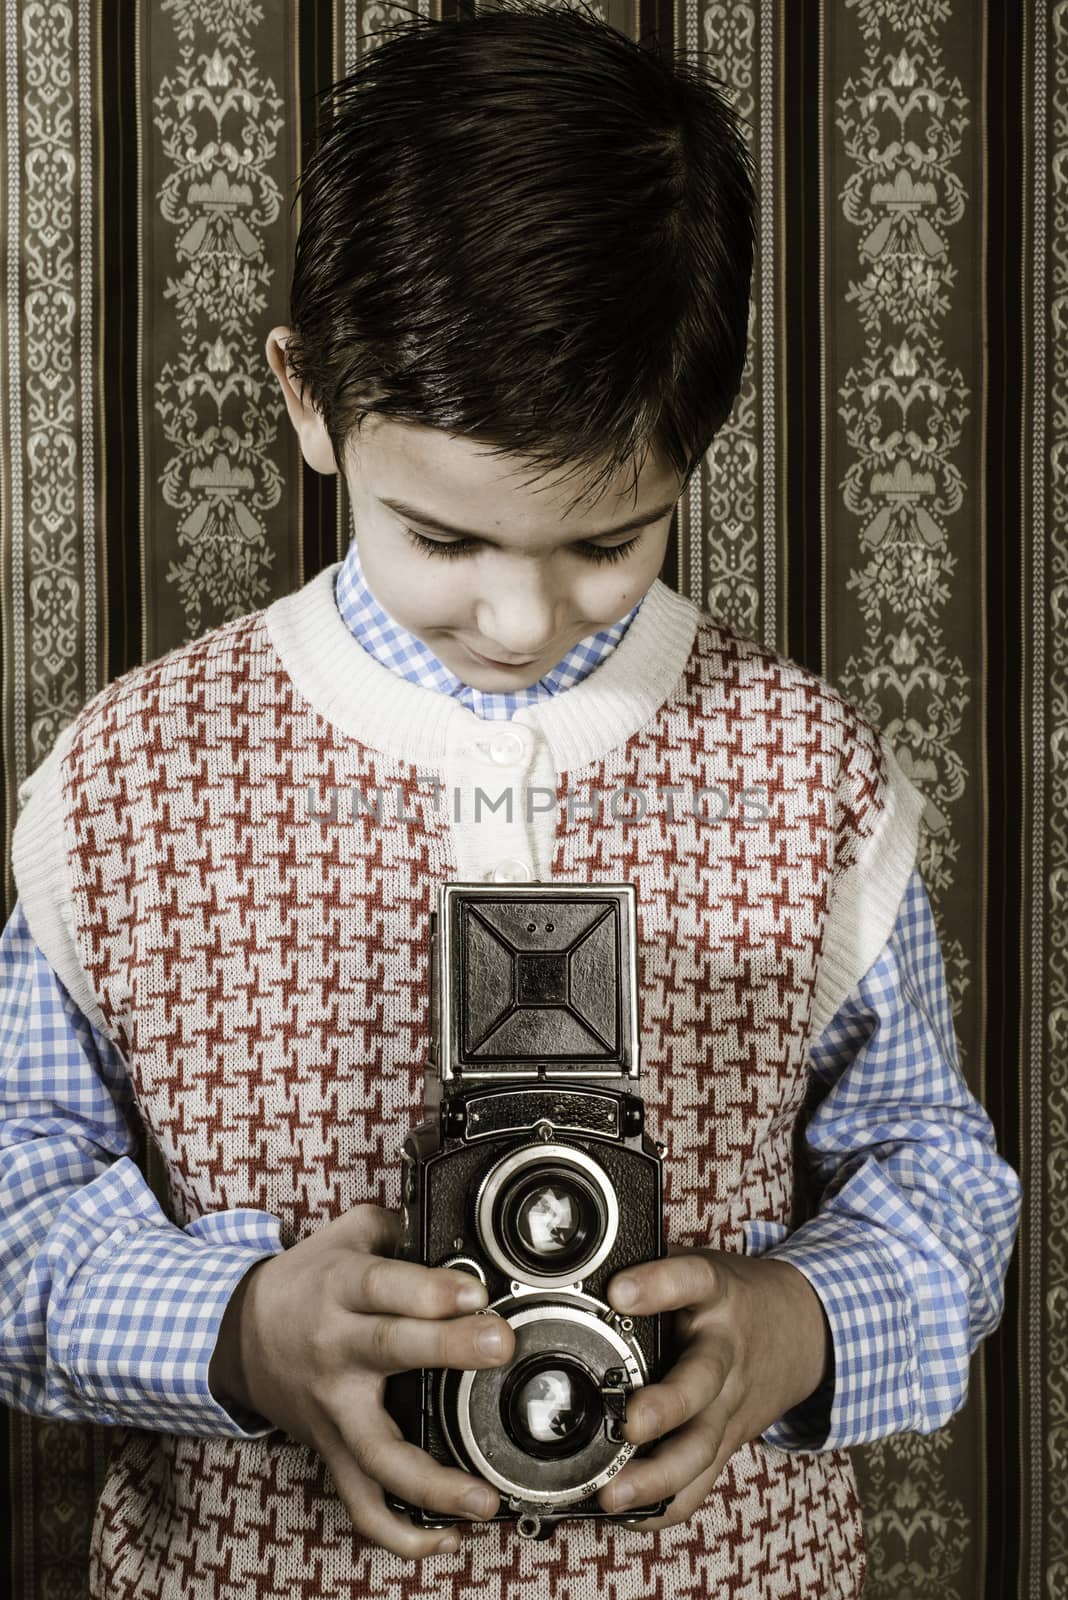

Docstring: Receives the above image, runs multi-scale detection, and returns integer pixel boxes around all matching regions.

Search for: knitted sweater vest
[12,564,926,1600]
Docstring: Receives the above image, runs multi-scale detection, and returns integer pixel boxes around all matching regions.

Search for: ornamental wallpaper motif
[0,0,1042,1595]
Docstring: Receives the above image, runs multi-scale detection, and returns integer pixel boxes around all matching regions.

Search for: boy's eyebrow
[377,495,679,541]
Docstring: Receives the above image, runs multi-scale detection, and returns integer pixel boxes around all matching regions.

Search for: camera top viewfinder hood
[428,882,641,1086]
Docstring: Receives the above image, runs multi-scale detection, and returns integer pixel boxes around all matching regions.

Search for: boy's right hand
[208,1201,515,1559]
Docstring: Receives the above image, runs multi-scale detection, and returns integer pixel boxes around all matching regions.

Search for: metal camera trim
[474,1141,620,1289]
[447,1298,645,1506]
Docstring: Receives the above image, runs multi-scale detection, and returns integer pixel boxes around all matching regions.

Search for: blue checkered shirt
[0,542,1022,1450]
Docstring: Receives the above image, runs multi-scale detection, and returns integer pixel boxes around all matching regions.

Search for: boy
[0,4,1021,1598]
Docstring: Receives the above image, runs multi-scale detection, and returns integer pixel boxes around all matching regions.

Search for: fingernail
[463,1487,495,1517]
[613,1277,637,1308]
[610,1482,636,1508]
[436,1535,460,1553]
[457,1283,488,1311]
[477,1328,504,1356]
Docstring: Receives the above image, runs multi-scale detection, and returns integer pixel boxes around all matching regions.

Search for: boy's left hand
[597,1243,832,1531]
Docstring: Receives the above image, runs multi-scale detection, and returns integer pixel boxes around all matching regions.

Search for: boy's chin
[457,659,544,689]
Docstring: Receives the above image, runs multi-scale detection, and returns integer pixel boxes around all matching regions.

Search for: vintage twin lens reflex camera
[384,881,672,1543]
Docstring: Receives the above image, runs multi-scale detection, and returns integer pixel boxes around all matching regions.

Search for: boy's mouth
[464,643,539,669]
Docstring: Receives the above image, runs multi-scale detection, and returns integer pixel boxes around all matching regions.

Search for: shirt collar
[333,536,644,721]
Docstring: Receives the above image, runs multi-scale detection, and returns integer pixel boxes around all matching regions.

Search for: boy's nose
[474,587,564,660]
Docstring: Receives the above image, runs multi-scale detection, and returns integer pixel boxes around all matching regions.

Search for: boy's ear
[265,325,338,477]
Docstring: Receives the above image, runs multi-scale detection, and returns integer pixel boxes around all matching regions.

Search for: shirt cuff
[48,1164,284,1436]
[750,1212,920,1453]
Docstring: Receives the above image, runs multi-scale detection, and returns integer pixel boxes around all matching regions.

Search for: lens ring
[497,1166,605,1276]
[474,1143,620,1288]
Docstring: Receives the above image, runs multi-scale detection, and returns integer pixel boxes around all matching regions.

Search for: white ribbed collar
[263,561,700,773]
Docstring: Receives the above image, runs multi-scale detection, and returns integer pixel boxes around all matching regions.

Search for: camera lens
[475,1143,620,1288]
[501,1354,602,1460]
[498,1167,605,1276]
[518,1182,581,1254]
[447,1295,647,1506]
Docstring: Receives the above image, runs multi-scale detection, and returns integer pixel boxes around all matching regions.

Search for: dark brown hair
[284,0,756,513]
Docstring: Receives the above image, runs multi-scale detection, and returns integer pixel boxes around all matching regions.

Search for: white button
[486,729,527,766]
[491,857,533,883]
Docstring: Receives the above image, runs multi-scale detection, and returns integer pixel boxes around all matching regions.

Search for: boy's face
[267,328,684,690]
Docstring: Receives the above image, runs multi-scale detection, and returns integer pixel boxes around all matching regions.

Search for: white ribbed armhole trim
[808,735,929,1045]
[10,721,111,1036]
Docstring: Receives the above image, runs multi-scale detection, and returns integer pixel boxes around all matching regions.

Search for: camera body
[384,881,671,1543]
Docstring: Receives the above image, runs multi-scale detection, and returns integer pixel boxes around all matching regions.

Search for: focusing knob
[437,1256,487,1288]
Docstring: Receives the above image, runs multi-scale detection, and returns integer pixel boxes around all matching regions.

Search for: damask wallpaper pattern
[0,0,1042,1595]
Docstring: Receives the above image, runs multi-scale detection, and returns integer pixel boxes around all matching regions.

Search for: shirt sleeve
[744,866,1023,1453]
[0,897,285,1436]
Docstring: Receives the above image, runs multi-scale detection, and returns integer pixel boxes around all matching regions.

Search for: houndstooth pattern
[49,598,880,1598]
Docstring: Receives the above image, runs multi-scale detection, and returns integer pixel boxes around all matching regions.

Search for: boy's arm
[0,897,283,1435]
[747,866,1023,1452]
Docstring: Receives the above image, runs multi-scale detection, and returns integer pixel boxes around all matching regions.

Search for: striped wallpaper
[0,2,1045,1595]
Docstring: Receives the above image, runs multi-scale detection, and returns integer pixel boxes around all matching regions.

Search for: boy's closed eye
[399,525,644,566]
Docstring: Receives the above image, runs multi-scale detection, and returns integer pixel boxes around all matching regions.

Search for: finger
[339,1201,403,1257]
[621,1343,729,1445]
[337,1405,503,1529]
[615,1447,731,1533]
[317,1415,465,1560]
[352,1308,516,1378]
[339,1251,490,1321]
[599,1412,732,1525]
[608,1250,722,1316]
